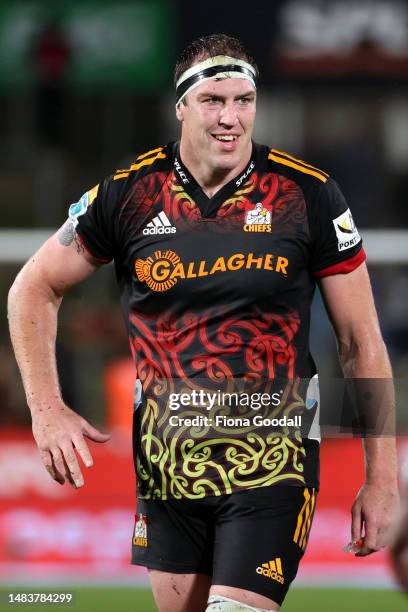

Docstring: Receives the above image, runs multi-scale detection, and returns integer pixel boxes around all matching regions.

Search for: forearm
[339,337,397,484]
[8,270,63,414]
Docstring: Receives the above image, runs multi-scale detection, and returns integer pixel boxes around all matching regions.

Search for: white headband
[175,55,257,105]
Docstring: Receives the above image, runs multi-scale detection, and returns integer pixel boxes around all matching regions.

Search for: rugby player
[8,34,398,611]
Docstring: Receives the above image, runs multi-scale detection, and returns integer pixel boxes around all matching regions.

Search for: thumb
[82,422,111,443]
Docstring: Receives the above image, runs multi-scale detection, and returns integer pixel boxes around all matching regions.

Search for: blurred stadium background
[1,1,408,610]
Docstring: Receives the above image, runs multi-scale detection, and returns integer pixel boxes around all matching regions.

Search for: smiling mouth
[212,134,239,142]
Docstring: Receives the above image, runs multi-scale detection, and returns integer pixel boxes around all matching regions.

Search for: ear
[175,101,184,123]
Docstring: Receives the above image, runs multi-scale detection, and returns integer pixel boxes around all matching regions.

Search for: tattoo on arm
[73,232,85,254]
[57,220,75,246]
[57,220,85,255]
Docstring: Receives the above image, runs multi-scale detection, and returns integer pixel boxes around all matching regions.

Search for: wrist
[365,475,398,488]
[27,393,64,414]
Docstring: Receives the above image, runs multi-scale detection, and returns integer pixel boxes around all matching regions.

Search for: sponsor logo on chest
[135,250,289,292]
[142,211,176,236]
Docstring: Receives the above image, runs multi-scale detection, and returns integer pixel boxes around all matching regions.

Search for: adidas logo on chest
[143,211,176,236]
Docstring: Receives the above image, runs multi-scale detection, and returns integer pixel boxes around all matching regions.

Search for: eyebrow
[198,90,256,100]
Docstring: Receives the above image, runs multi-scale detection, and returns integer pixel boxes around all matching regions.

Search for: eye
[202,96,221,105]
[238,97,252,105]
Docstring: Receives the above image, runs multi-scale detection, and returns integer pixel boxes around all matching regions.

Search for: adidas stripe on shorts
[132,485,317,606]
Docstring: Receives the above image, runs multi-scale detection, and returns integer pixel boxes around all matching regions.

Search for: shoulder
[111,144,172,184]
[266,147,329,187]
[92,144,173,209]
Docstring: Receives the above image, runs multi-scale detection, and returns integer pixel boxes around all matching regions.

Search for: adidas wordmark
[143,211,176,236]
[256,558,285,584]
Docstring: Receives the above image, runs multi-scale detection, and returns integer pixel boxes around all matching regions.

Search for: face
[176,77,256,173]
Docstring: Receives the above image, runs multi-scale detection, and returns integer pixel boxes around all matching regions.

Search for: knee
[206,595,277,611]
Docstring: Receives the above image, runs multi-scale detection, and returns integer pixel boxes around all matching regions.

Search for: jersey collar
[172,141,259,218]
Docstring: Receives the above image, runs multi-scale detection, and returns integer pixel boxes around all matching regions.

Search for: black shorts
[132,486,317,606]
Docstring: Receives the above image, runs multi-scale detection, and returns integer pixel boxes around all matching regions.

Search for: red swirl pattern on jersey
[165,173,201,228]
[272,176,307,231]
[217,171,258,220]
[129,308,299,392]
[259,172,280,208]
[121,169,306,237]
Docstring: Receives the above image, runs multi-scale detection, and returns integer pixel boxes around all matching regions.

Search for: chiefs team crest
[243,202,272,233]
[133,514,148,547]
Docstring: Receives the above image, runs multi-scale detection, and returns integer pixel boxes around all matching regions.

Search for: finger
[61,452,81,489]
[72,433,94,468]
[50,447,76,488]
[355,547,375,557]
[82,422,111,443]
[40,450,64,485]
[351,503,362,542]
[60,443,84,488]
[375,523,392,550]
[356,519,378,556]
[50,447,68,485]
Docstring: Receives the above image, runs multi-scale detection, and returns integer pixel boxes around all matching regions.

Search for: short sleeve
[68,177,123,263]
[309,177,366,278]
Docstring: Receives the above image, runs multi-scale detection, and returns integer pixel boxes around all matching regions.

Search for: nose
[218,101,238,127]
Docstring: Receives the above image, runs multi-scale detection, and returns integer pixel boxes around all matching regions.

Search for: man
[8,34,398,611]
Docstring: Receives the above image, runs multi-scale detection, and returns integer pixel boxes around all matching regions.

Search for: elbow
[8,270,24,314]
[337,336,356,373]
[8,264,62,317]
[337,332,388,376]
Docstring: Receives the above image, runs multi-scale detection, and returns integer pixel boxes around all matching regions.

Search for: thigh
[149,569,211,612]
[132,496,214,573]
[212,486,317,608]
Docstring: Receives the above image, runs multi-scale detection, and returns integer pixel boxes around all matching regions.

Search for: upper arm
[14,222,101,299]
[318,263,383,351]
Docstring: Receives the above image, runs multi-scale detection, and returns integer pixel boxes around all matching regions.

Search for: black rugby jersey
[70,142,366,500]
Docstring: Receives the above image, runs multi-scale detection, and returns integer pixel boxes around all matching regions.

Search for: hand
[351,481,399,556]
[31,402,111,488]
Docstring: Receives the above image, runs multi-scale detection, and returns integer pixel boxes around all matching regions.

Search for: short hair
[174,33,258,88]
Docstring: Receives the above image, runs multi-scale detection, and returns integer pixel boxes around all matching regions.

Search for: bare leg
[210,585,280,611]
[149,569,212,612]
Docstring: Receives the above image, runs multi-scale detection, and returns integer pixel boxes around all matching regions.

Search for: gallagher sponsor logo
[135,250,289,292]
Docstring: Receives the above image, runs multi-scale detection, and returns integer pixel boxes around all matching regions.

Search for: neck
[179,139,252,198]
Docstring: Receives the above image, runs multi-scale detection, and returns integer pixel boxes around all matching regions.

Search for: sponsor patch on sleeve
[332,208,361,251]
[68,185,99,228]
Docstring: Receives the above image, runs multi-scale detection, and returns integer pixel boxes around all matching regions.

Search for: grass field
[0,587,407,612]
